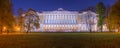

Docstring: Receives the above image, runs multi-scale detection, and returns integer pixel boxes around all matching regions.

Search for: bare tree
[23,8,40,33]
[86,11,95,32]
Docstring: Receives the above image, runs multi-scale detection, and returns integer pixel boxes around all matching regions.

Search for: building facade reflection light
[23,8,98,32]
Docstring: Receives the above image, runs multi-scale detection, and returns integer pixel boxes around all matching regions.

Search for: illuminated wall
[37,8,98,32]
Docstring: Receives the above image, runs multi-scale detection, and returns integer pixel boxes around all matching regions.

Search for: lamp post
[3,26,7,32]
[15,26,20,32]
[16,27,20,31]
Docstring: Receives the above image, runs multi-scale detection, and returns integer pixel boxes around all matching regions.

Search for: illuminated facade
[36,8,98,32]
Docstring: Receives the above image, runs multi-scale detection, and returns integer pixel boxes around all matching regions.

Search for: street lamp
[3,26,6,31]
[16,27,20,31]
[15,26,20,31]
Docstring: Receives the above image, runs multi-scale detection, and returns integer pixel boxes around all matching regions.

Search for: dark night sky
[12,0,116,16]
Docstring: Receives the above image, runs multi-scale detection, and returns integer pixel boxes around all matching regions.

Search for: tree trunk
[108,26,111,32]
[89,25,92,32]
[109,28,112,32]
[27,27,30,33]
[101,25,103,32]
[90,29,92,32]
[0,25,3,34]
[118,27,120,32]
[26,31,28,33]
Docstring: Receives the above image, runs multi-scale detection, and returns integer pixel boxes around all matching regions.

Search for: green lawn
[0,32,120,48]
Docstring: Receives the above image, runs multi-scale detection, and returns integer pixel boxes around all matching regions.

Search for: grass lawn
[0,32,120,48]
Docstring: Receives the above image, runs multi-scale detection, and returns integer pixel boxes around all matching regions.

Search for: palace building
[23,8,99,32]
